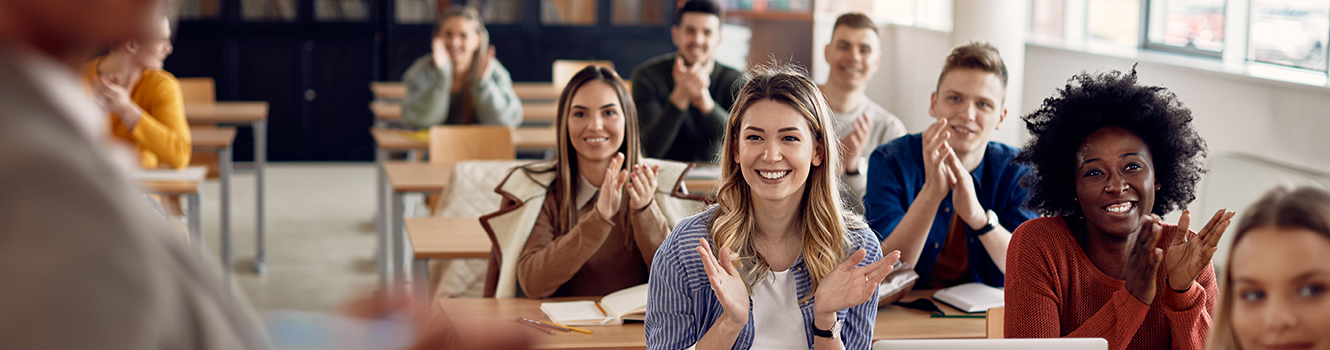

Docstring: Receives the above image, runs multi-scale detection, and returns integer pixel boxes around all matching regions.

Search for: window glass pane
[870,0,916,25]
[1089,0,1141,45]
[473,0,522,24]
[542,0,597,26]
[397,0,439,24]
[1250,0,1329,71]
[242,0,298,21]
[176,0,222,20]
[1032,0,1065,39]
[316,0,370,21]
[1147,0,1225,52]
[613,0,664,25]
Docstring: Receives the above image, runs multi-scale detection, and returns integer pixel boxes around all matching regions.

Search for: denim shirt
[645,206,881,350]
[862,133,1035,287]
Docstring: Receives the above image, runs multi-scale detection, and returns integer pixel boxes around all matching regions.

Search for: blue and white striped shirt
[645,206,882,350]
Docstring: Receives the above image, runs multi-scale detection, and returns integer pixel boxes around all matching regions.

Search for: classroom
[2,0,1329,349]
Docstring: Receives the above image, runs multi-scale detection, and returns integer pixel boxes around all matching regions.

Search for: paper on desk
[540,301,613,326]
[129,166,208,182]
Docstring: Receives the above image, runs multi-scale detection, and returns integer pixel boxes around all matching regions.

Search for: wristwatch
[973,210,1000,236]
[845,157,866,176]
[811,318,843,339]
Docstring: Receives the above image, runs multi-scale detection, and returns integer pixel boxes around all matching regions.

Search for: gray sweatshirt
[400,54,523,129]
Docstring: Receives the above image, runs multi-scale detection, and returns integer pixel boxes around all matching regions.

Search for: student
[490,66,696,298]
[819,13,906,213]
[631,0,745,163]
[401,5,521,129]
[1005,68,1234,350]
[863,42,1034,292]
[1207,186,1330,350]
[83,16,191,170]
[645,63,901,350]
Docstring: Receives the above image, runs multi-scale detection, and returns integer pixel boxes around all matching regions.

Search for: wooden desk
[373,81,559,102]
[185,101,270,275]
[514,126,557,150]
[190,127,238,284]
[371,81,405,100]
[435,289,987,349]
[370,127,557,153]
[406,216,492,301]
[368,100,557,123]
[135,166,208,252]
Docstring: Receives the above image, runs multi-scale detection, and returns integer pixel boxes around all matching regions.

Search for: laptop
[872,338,1108,350]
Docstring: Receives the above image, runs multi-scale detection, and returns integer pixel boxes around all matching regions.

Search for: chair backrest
[552,60,614,93]
[872,338,1107,350]
[428,125,515,164]
[178,77,215,104]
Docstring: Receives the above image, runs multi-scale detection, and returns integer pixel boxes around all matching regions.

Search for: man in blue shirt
[864,42,1035,292]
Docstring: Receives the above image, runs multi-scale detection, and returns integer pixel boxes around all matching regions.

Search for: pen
[517,317,566,332]
[534,319,593,334]
[929,314,986,319]
[515,318,556,335]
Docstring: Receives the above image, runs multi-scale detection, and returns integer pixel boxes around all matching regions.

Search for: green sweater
[400,54,523,129]
[630,53,745,163]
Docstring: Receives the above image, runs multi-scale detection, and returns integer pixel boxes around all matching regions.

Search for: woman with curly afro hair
[1003,67,1237,350]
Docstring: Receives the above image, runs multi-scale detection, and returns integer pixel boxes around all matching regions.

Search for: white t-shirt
[750,268,809,350]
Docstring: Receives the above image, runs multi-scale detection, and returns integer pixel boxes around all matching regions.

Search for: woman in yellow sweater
[83,16,190,169]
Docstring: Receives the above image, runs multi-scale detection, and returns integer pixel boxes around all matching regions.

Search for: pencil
[929,314,986,319]
[516,318,556,335]
[535,319,593,334]
[595,302,608,318]
[518,317,566,332]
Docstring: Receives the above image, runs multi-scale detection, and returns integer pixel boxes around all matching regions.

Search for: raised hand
[1124,214,1165,304]
[839,113,871,174]
[920,118,953,197]
[813,249,902,317]
[431,37,451,69]
[1165,209,1234,292]
[668,57,697,110]
[697,238,750,326]
[92,74,141,127]
[474,45,496,80]
[627,164,660,211]
[944,146,986,229]
[594,153,628,220]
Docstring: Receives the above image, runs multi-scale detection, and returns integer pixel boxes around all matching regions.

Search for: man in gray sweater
[819,13,907,213]
[631,0,744,163]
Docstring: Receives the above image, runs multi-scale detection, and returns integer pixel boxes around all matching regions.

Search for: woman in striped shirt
[644,63,901,350]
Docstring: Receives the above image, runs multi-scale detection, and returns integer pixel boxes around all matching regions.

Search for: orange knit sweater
[1005,216,1216,350]
[82,57,191,169]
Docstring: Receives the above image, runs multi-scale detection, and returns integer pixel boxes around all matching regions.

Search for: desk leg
[375,148,389,291]
[220,145,233,287]
[188,192,202,252]
[252,119,267,276]
[392,191,406,292]
[412,258,429,309]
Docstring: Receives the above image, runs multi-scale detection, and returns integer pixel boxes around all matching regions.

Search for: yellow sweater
[83,57,192,169]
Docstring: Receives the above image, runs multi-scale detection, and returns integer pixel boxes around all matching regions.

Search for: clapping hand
[812,249,902,317]
[1124,214,1165,304]
[627,164,660,211]
[594,153,629,220]
[1165,209,1234,292]
[840,113,871,174]
[697,238,751,326]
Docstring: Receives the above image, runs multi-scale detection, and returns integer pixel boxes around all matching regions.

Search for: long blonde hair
[550,66,642,234]
[709,62,864,301]
[1208,186,1330,350]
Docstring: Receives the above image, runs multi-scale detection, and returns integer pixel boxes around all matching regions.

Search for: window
[1146,0,1226,55]
[1249,0,1329,71]
[1088,0,1141,46]
[1031,0,1066,40]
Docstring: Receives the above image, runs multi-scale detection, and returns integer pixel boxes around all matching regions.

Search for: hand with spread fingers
[839,113,871,174]
[696,238,750,326]
[594,153,629,220]
[1124,214,1165,304]
[627,164,660,211]
[812,249,901,318]
[1165,209,1235,292]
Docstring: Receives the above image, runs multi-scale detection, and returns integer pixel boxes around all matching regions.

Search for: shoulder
[984,140,1024,164]
[630,53,675,81]
[487,59,513,78]
[1010,217,1074,251]
[403,55,436,77]
[845,223,882,256]
[658,206,717,256]
[138,69,180,91]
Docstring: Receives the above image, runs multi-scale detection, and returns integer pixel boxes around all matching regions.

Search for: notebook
[931,282,1005,313]
[540,283,648,326]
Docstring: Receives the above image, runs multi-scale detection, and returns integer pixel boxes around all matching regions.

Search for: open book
[540,284,648,326]
[931,282,1004,313]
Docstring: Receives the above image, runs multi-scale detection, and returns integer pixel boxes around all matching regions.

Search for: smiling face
[823,25,881,90]
[1074,126,1156,238]
[1230,227,1330,350]
[129,17,172,70]
[671,12,721,66]
[438,16,481,68]
[735,100,824,206]
[929,68,1007,155]
[566,80,626,166]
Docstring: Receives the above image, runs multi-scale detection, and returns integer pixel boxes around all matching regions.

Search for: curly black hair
[1015,67,1208,217]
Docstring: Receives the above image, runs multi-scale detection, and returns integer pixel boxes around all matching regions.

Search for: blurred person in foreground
[0,0,529,348]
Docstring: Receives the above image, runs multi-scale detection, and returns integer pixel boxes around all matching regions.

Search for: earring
[1073,197,1078,202]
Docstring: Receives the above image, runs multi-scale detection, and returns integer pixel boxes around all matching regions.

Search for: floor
[195,162,380,314]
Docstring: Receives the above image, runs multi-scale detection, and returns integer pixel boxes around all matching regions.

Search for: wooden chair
[986,307,1004,339]
[426,125,515,213]
[552,60,614,93]
[178,77,215,105]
